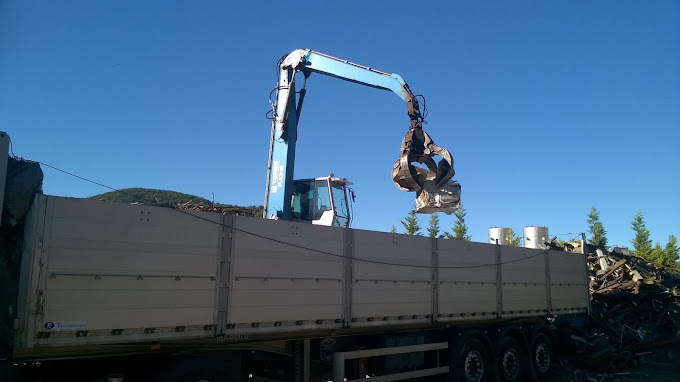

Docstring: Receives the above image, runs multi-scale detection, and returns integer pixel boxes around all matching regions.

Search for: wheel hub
[464,350,484,382]
[535,343,550,373]
[502,348,520,380]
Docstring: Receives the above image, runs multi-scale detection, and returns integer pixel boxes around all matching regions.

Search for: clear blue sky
[2,1,678,248]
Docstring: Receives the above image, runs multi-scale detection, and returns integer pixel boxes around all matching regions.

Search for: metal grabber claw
[392,127,461,214]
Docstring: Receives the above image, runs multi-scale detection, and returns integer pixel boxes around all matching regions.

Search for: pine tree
[586,207,608,248]
[662,235,679,267]
[650,243,664,265]
[390,225,397,234]
[505,228,521,247]
[630,210,652,260]
[444,206,471,240]
[427,214,440,238]
[401,210,421,235]
[453,207,472,241]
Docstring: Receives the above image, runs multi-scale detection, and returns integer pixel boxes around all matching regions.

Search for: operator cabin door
[292,179,334,226]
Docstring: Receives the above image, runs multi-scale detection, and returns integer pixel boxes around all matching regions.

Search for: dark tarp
[1,158,43,355]
[2,157,43,231]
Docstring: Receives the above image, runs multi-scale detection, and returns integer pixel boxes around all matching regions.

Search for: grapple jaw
[392,128,461,214]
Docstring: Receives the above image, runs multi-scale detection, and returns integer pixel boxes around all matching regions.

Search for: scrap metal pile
[559,246,680,373]
[176,201,262,217]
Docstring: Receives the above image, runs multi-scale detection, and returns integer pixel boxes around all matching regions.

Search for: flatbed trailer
[0,132,590,382]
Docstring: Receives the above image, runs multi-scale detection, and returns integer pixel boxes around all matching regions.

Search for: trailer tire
[496,337,523,382]
[451,337,491,382]
[528,333,553,382]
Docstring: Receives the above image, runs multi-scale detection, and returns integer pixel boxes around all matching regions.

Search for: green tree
[427,214,440,238]
[650,243,664,265]
[505,228,521,247]
[662,235,679,267]
[444,206,471,240]
[401,210,421,235]
[390,225,397,234]
[586,206,608,248]
[630,210,652,260]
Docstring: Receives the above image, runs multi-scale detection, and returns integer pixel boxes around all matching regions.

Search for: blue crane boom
[264,49,460,226]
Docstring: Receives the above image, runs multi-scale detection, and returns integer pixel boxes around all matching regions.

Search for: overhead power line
[33,159,576,270]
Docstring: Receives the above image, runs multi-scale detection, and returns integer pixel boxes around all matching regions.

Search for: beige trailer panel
[230,218,345,280]
[45,197,219,275]
[351,231,431,321]
[501,285,548,314]
[549,251,588,285]
[353,280,432,319]
[501,247,547,284]
[501,246,548,314]
[352,231,431,281]
[438,283,497,317]
[438,240,497,317]
[43,276,216,330]
[228,218,344,325]
[15,197,589,358]
[438,240,496,283]
[229,278,342,323]
[20,196,221,348]
[549,251,589,312]
[551,285,588,312]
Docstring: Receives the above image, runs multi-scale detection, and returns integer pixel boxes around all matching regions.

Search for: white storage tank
[488,227,510,245]
[523,226,549,249]
[611,246,630,256]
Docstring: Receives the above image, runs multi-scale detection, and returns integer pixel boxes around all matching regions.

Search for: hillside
[89,188,263,217]
[90,188,211,205]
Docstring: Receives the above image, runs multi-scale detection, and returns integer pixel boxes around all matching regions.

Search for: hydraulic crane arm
[264,49,460,222]
[275,50,424,131]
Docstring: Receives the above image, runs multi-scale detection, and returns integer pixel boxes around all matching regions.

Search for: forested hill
[89,188,211,205]
[89,188,263,217]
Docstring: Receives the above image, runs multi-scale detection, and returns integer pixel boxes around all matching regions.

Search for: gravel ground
[547,362,680,382]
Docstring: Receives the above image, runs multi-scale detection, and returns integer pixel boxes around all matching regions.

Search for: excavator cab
[290,176,352,228]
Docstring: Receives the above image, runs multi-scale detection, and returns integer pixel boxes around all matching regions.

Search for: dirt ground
[547,361,680,382]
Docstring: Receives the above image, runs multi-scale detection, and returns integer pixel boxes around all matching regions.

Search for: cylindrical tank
[488,227,510,245]
[612,246,630,256]
[523,226,549,249]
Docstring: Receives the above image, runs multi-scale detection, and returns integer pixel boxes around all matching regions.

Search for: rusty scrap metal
[560,246,680,372]
[176,201,262,217]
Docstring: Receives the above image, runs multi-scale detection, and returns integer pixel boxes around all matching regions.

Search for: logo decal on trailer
[43,321,86,331]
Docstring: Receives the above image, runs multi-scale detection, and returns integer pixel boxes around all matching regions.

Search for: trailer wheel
[496,337,523,382]
[451,337,491,382]
[528,333,553,381]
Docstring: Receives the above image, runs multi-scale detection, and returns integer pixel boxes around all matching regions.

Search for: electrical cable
[35,160,573,270]
[38,162,123,194]
[267,86,285,121]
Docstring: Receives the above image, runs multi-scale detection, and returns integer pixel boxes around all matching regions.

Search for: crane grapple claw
[392,129,461,214]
